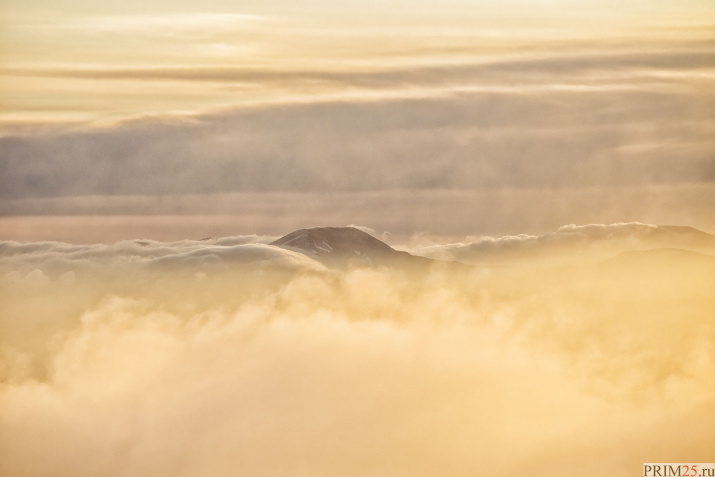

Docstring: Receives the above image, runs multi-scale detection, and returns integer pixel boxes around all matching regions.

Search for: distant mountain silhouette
[638,225,715,252]
[603,247,715,270]
[270,227,432,268]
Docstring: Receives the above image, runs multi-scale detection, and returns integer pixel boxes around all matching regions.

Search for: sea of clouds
[1,223,714,477]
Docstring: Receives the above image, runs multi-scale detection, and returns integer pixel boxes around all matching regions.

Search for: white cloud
[411,222,715,264]
[0,236,320,276]
[84,13,265,31]
[345,224,378,236]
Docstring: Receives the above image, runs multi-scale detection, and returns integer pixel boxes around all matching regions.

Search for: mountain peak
[270,226,427,267]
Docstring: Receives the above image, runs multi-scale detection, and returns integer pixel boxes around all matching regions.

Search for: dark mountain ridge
[270,226,432,268]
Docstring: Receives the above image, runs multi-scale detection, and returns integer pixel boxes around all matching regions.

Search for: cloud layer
[1,225,714,476]
[2,68,714,199]
[413,222,715,264]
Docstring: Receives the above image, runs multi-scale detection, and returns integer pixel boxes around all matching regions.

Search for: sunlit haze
[1,0,714,476]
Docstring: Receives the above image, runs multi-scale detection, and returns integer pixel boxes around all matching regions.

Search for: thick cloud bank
[1,225,714,477]
[3,85,714,199]
[413,222,715,264]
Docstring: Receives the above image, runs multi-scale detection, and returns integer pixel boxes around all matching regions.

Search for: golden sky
[0,0,714,239]
[1,0,714,127]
